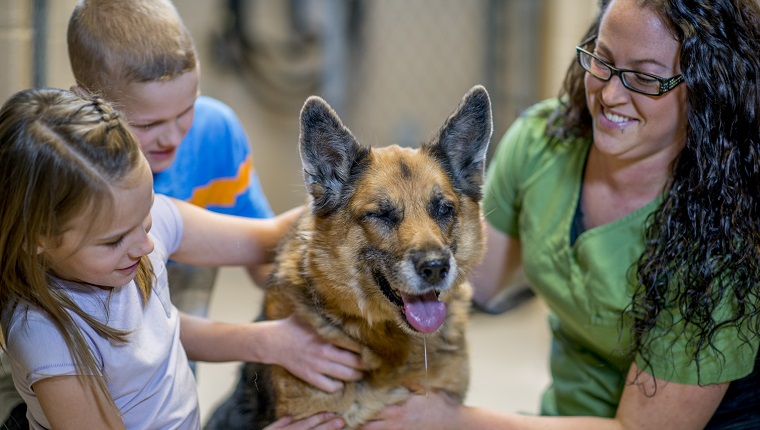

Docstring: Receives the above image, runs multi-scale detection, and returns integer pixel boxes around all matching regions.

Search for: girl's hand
[264,412,344,430]
[264,314,365,392]
[177,312,364,389]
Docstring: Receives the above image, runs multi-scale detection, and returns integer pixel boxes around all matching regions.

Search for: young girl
[0,88,355,430]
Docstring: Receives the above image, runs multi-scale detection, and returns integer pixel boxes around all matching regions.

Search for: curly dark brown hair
[550,0,760,380]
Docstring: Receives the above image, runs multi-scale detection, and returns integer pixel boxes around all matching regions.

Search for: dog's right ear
[424,85,492,202]
[299,96,370,216]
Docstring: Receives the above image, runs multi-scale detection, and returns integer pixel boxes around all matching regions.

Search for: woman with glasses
[363,0,760,428]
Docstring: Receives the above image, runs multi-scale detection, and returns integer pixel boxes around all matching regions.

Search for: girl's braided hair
[0,87,155,412]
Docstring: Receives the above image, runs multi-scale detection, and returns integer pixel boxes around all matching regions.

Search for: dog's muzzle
[373,250,453,334]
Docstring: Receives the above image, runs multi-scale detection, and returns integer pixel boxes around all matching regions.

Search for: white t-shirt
[3,194,200,429]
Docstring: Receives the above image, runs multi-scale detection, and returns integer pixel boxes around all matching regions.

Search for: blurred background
[1,0,598,424]
[1,0,597,213]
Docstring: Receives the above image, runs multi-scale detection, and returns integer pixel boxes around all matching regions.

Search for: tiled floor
[195,267,552,425]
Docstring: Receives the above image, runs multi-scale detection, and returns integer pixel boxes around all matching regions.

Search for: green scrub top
[483,99,758,417]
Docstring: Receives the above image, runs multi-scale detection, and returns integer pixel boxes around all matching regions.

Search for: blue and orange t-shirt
[153,96,274,218]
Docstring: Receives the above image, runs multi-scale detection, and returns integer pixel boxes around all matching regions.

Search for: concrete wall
[540,0,598,99]
[0,0,33,103]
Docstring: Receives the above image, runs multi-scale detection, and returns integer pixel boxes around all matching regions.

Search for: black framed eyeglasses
[575,35,684,96]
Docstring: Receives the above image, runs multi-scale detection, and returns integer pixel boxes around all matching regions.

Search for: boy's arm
[168,197,302,268]
[178,312,364,393]
[34,375,125,430]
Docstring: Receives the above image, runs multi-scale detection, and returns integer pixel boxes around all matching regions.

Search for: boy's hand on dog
[264,412,345,430]
[267,314,365,392]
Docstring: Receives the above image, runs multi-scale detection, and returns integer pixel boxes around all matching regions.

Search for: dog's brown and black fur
[205,85,492,429]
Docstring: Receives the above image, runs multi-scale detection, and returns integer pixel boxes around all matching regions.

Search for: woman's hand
[361,390,461,430]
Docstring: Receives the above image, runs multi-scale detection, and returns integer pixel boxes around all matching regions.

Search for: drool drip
[423,334,429,398]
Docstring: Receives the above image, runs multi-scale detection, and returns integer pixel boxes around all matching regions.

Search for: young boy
[66,0,275,315]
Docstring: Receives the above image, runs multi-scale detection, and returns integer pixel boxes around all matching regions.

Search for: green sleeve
[483,99,559,238]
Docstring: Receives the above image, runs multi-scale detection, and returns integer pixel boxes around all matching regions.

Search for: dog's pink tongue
[400,291,446,333]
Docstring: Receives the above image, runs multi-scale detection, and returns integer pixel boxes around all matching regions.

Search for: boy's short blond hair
[67,0,197,96]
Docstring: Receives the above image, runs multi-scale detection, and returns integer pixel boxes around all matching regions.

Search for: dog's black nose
[416,258,449,285]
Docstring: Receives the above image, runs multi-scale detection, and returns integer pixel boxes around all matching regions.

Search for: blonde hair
[0,87,155,410]
[67,0,197,96]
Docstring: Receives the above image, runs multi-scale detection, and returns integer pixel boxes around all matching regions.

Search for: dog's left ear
[299,96,371,216]
[424,85,492,201]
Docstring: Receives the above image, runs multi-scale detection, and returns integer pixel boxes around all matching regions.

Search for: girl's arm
[178,312,365,393]
[361,363,728,430]
[34,375,125,430]
[169,198,303,268]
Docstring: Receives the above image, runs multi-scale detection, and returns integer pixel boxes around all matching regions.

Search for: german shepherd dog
[205,85,492,429]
